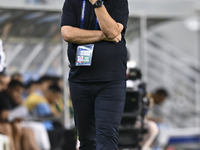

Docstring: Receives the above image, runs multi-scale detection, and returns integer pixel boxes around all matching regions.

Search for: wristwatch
[93,0,103,8]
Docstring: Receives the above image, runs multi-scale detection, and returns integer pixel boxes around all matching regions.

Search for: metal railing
[127,18,200,127]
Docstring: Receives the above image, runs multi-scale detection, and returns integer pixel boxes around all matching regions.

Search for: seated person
[136,90,168,150]
[147,88,169,123]
[24,84,62,129]
[0,80,40,150]
[24,80,40,100]
[135,88,168,150]
[37,75,54,96]
[141,94,159,150]
[15,79,51,150]
[24,84,64,149]
[146,88,169,149]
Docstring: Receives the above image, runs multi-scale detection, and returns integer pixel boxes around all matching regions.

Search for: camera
[118,68,150,150]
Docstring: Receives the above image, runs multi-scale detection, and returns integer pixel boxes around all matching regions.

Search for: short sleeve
[111,0,129,30]
[61,0,77,27]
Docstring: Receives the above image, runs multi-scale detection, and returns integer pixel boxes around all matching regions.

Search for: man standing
[61,0,129,149]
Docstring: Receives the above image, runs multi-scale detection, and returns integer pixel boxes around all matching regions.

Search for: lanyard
[80,0,104,30]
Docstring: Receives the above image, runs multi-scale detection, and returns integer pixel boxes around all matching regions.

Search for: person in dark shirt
[0,80,23,121]
[0,80,40,150]
[61,0,129,149]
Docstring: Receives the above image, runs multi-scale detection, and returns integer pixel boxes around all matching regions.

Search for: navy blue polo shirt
[61,0,129,82]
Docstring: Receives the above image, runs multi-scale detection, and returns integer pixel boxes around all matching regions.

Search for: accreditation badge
[76,44,94,66]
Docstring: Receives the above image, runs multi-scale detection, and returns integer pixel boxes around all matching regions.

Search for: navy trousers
[69,81,126,150]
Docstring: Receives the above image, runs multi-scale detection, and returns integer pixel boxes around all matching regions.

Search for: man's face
[46,91,61,104]
[9,86,23,104]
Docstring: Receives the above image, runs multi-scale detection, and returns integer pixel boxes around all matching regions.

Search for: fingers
[113,38,119,43]
[104,33,122,43]
[117,33,122,41]
[113,34,122,43]
[114,38,120,43]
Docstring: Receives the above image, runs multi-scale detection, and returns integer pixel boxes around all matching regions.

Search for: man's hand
[89,0,97,5]
[104,34,122,43]
[112,34,122,43]
[0,110,9,121]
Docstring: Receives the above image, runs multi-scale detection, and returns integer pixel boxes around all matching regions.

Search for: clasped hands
[103,33,122,43]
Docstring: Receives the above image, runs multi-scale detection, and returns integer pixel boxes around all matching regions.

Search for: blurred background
[0,0,200,150]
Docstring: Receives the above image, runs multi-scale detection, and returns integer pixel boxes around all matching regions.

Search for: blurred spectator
[152,88,168,105]
[0,73,10,92]
[24,84,62,125]
[134,96,159,150]
[146,88,169,149]
[24,75,64,119]
[21,79,52,150]
[147,88,169,123]
[46,84,62,116]
[51,76,64,89]
[50,76,64,114]
[24,82,64,149]
[38,75,53,95]
[11,72,24,83]
[49,76,64,113]
[0,80,40,150]
[23,75,53,105]
[0,80,23,109]
[24,80,39,99]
